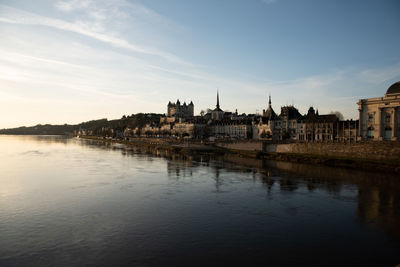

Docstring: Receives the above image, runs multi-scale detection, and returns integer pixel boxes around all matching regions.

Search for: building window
[384,127,392,140]
[368,114,374,122]
[367,127,374,139]
[385,114,391,123]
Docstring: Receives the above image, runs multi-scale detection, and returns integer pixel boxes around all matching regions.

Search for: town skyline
[1,0,399,128]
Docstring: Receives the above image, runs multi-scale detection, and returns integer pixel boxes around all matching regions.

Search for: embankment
[216,140,400,174]
[80,136,223,154]
[80,136,400,174]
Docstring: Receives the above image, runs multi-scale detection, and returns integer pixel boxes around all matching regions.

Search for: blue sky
[0,0,399,128]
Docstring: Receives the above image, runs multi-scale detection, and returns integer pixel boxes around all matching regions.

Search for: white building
[211,121,252,139]
[358,81,400,140]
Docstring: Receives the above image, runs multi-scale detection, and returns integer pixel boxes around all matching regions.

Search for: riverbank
[80,135,225,154]
[79,136,400,174]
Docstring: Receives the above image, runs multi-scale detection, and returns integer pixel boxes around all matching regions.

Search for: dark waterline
[0,135,399,266]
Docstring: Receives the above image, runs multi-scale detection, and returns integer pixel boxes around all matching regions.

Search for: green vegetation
[0,113,163,135]
[0,123,77,135]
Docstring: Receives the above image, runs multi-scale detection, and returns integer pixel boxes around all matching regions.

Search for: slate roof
[386,81,400,95]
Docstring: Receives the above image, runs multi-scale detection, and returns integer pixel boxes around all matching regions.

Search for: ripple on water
[0,135,400,267]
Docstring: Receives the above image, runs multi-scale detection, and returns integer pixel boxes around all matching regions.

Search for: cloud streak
[0,4,189,66]
[55,0,93,12]
[0,1,398,127]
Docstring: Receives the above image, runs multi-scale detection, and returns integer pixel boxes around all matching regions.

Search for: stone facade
[301,107,338,142]
[172,121,206,138]
[336,120,359,142]
[216,141,263,151]
[167,99,194,118]
[256,96,278,140]
[210,121,252,139]
[257,118,274,140]
[276,105,304,140]
[358,81,400,140]
[142,123,160,136]
[255,97,340,142]
[265,141,400,161]
[217,140,400,162]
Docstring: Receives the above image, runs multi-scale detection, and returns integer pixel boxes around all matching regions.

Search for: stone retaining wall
[217,140,400,161]
[216,141,263,152]
[271,141,400,161]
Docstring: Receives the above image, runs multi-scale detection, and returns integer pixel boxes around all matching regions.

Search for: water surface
[0,135,399,266]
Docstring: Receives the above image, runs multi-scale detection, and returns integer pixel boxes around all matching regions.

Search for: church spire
[263,93,277,120]
[268,94,271,107]
[216,91,220,109]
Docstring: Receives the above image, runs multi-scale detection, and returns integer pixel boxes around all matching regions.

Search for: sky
[0,0,399,128]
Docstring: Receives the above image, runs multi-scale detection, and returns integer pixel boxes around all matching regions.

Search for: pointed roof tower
[263,94,277,120]
[216,91,220,109]
[214,91,223,111]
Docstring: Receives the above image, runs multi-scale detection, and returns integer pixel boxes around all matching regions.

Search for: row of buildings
[82,81,399,142]
[124,92,361,142]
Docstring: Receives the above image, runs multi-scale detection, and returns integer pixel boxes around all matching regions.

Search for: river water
[0,135,399,266]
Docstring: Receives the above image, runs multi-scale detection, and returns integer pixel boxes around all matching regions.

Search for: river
[0,135,399,266]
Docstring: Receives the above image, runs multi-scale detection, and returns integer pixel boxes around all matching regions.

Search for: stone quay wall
[216,140,400,161]
[216,141,263,152]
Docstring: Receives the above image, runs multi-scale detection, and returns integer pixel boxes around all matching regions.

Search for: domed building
[386,81,400,96]
[358,81,400,140]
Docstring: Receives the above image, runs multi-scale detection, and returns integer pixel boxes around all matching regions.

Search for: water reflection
[358,186,400,240]
[12,135,400,241]
[39,136,400,240]
[1,135,399,266]
[98,138,400,241]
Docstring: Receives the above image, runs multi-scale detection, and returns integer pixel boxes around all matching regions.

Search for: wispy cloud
[54,0,184,35]
[55,0,165,21]
[258,63,400,118]
[0,1,398,127]
[358,63,400,85]
[55,0,92,12]
[0,4,189,65]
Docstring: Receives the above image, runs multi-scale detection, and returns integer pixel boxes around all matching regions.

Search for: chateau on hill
[167,100,194,118]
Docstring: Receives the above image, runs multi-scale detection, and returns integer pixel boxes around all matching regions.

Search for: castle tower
[166,99,194,118]
[188,101,194,116]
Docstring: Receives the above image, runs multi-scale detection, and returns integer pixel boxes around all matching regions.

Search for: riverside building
[358,81,400,140]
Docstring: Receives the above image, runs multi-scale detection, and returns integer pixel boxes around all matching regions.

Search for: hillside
[0,113,163,135]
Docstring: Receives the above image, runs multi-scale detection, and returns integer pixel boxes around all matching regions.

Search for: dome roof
[386,81,400,95]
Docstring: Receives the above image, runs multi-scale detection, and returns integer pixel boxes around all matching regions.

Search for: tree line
[0,113,163,135]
